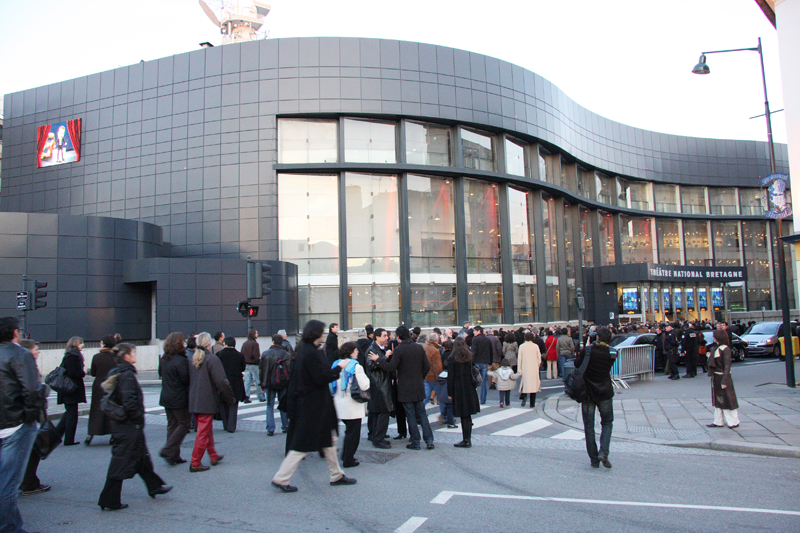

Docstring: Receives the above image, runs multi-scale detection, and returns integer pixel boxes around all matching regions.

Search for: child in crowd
[487,359,520,408]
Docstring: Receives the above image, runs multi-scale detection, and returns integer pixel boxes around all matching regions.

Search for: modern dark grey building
[0,37,793,341]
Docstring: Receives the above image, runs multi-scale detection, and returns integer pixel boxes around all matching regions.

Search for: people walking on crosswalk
[517,332,542,407]
[259,334,292,436]
[158,332,190,465]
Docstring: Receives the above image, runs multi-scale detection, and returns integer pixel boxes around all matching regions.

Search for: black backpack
[564,347,591,403]
[268,358,290,390]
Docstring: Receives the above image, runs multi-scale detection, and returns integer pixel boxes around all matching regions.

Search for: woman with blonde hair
[187,332,234,472]
[56,336,86,446]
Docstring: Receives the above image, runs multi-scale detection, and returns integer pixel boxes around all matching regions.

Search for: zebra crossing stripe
[438,408,528,433]
[491,418,552,437]
[551,429,585,440]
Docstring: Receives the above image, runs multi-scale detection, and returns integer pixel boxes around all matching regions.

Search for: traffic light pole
[246,256,253,332]
[20,275,27,338]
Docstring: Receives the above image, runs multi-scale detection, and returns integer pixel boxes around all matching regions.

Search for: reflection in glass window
[654,184,680,213]
[509,188,536,322]
[464,178,503,324]
[742,220,770,311]
[542,194,560,321]
[278,119,338,163]
[580,208,594,267]
[596,173,614,204]
[564,203,577,319]
[577,167,595,199]
[461,129,494,171]
[709,188,738,215]
[740,188,767,215]
[344,119,396,163]
[599,211,616,266]
[468,284,504,325]
[345,173,400,327]
[505,139,525,177]
[406,122,450,166]
[684,220,711,266]
[681,186,708,214]
[541,152,559,185]
[620,215,654,264]
[774,220,795,305]
[538,153,547,182]
[713,221,741,267]
[618,178,652,211]
[278,174,340,325]
[560,159,577,193]
[408,175,457,326]
[657,219,682,266]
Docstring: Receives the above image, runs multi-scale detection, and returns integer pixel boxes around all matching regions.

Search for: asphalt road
[19,373,800,533]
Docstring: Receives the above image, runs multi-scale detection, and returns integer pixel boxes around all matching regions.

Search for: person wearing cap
[665,323,681,380]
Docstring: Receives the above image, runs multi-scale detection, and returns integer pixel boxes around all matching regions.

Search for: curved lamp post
[692,38,795,387]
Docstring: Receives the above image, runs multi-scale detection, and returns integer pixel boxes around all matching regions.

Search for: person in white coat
[332,342,370,468]
[517,331,542,407]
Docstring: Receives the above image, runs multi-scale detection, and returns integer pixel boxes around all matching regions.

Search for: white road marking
[145,406,165,413]
[491,418,552,436]
[429,491,800,516]
[394,516,428,533]
[551,429,585,440]
[438,408,527,433]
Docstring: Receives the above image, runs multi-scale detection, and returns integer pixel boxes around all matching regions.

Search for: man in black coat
[681,322,700,378]
[363,328,393,449]
[575,327,617,469]
[665,323,681,380]
[259,335,291,436]
[217,337,246,433]
[470,326,493,404]
[372,326,434,450]
[325,323,340,365]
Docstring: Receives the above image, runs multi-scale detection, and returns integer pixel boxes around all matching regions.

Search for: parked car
[701,330,748,362]
[740,321,796,359]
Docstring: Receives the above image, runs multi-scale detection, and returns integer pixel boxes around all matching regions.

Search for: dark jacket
[57,349,86,405]
[378,339,430,403]
[446,357,480,418]
[488,335,502,364]
[187,348,235,414]
[356,337,373,369]
[325,332,340,364]
[259,344,291,390]
[285,342,342,452]
[470,334,493,365]
[158,352,190,409]
[364,341,393,413]
[575,343,617,402]
[88,348,116,436]
[217,347,247,402]
[681,328,699,356]
[241,339,261,365]
[0,341,47,430]
[665,330,680,354]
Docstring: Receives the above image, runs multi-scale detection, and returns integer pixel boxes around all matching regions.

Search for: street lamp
[692,38,795,388]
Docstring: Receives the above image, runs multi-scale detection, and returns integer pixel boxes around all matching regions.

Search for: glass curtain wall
[405,122,450,166]
[462,129,494,171]
[713,221,742,267]
[681,186,708,214]
[599,211,616,266]
[773,220,796,306]
[509,188,536,322]
[344,119,396,163]
[542,194,560,321]
[505,139,525,177]
[577,167,595,200]
[277,119,338,163]
[596,173,614,204]
[684,220,712,266]
[657,219,682,265]
[620,215,655,264]
[740,188,766,215]
[709,188,739,215]
[580,208,594,267]
[345,173,400,327]
[564,203,577,319]
[654,184,680,213]
[617,178,652,211]
[407,175,457,326]
[278,174,341,325]
[560,159,577,193]
[464,179,503,323]
[742,220,771,310]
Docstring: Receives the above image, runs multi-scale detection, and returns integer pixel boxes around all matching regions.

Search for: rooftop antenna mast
[199,0,271,45]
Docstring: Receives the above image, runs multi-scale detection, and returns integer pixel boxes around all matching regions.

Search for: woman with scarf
[331,342,370,468]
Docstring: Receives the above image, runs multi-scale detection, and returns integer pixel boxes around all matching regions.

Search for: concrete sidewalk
[542,361,800,459]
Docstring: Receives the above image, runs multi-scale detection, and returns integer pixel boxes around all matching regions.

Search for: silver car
[740,322,790,358]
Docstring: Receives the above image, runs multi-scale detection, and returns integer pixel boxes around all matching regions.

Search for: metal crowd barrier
[610,345,655,389]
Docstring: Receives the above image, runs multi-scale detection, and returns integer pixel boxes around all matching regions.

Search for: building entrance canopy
[598,263,748,284]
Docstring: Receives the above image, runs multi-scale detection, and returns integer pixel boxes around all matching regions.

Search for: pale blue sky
[0,0,786,143]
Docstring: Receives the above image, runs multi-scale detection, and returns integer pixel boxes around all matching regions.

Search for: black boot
[529,393,536,408]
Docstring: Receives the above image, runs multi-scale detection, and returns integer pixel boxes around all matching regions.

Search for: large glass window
[538,153,547,182]
[278,174,340,325]
[713,220,741,267]
[599,211,616,266]
[560,159,577,193]
[617,178,652,211]
[684,220,712,266]
[408,175,457,326]
[740,188,766,216]
[654,184,680,213]
[564,203,577,319]
[620,215,655,264]
[278,119,338,163]
[657,219,682,266]
[542,194,560,321]
[577,167,595,200]
[580,207,594,267]
[596,173,614,204]
[742,220,771,311]
[406,121,450,166]
[461,129,494,171]
[509,188,536,322]
[709,188,738,215]
[505,138,525,177]
[464,179,502,323]
[681,186,708,214]
[345,173,400,326]
[774,220,795,306]
[344,119,396,163]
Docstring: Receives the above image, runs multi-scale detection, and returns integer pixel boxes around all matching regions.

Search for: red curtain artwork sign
[36,118,82,168]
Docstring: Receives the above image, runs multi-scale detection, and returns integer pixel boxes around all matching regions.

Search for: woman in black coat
[85,335,118,445]
[271,320,355,493]
[97,344,172,510]
[56,336,87,446]
[158,332,190,465]
[447,337,480,448]
[216,337,246,433]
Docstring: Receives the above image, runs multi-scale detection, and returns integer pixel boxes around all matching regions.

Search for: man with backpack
[260,335,292,436]
[573,327,617,469]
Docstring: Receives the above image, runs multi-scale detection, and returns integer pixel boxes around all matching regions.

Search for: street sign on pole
[16,291,29,311]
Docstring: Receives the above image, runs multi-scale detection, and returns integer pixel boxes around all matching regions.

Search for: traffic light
[247,262,272,299]
[32,280,48,310]
[258,263,272,298]
[248,306,259,318]
[238,300,251,317]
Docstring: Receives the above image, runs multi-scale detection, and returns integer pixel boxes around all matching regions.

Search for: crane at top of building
[199,0,271,45]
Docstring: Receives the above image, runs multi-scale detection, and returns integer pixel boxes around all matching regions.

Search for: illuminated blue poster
[698,288,708,311]
[643,287,649,313]
[686,288,694,311]
[712,288,723,310]
[652,289,659,311]
[622,288,639,312]
[663,288,671,311]
[674,288,682,311]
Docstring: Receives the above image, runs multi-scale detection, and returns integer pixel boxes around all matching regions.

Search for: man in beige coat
[517,331,542,407]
